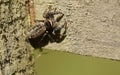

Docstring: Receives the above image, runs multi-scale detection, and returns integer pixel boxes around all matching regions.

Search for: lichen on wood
[0,0,34,75]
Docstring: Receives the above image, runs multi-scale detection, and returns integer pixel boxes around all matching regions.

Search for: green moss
[35,49,120,75]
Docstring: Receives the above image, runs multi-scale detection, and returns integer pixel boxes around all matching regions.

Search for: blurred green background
[35,49,120,75]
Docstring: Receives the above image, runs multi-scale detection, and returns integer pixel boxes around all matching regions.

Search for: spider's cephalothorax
[26,6,68,48]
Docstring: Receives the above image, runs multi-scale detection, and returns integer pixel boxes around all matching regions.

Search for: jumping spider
[26,5,67,48]
[34,5,68,42]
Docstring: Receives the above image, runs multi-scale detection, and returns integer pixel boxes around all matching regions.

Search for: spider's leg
[53,21,67,33]
[60,21,68,37]
[61,21,67,29]
[47,32,55,42]
[56,12,64,22]
[53,7,57,12]
[40,31,48,41]
[54,21,67,43]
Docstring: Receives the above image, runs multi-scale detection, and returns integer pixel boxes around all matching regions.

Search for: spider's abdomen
[27,23,46,39]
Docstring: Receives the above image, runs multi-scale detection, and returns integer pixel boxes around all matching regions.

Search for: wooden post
[29,0,35,25]
[0,0,34,75]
